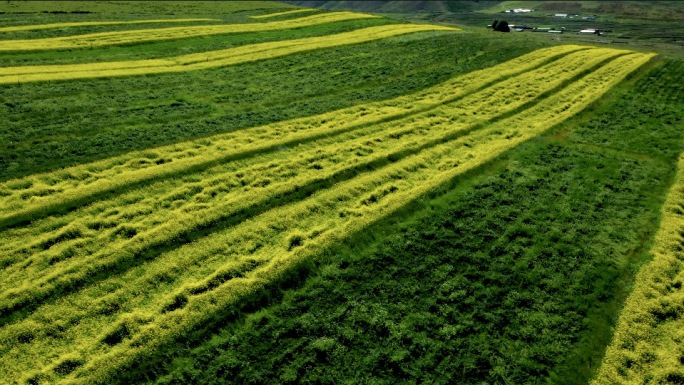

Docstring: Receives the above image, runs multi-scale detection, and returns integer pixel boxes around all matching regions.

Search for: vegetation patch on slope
[1,2,682,384]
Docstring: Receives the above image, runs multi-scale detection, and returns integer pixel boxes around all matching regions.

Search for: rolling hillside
[0,1,683,384]
[283,1,510,13]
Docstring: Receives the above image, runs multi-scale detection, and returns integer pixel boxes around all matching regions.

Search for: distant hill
[282,1,501,13]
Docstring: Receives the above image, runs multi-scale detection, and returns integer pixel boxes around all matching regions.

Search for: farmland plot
[0,4,672,384]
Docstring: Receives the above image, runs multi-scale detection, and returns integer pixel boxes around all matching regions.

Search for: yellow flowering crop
[0,47,622,318]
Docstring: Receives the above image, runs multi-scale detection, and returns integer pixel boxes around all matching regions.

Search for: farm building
[579,28,603,35]
[505,8,532,13]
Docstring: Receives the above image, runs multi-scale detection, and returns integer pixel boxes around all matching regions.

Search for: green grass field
[1,1,683,384]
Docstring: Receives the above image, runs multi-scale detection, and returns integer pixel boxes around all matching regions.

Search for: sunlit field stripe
[0,44,581,231]
[593,154,684,384]
[0,19,221,33]
[249,9,318,19]
[0,11,379,51]
[0,48,623,314]
[0,51,654,384]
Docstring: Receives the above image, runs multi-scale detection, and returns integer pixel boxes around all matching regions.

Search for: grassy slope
[146,57,684,385]
[283,1,499,13]
[1,2,683,384]
[288,1,684,60]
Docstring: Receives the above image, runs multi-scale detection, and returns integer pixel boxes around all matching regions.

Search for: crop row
[0,18,221,33]
[593,154,684,384]
[0,24,457,84]
[0,50,655,384]
[0,11,379,51]
[0,44,583,229]
[0,47,623,319]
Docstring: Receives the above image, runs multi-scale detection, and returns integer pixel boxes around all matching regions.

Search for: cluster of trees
[491,19,510,32]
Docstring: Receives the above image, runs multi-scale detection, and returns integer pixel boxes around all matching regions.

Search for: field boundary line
[249,9,318,19]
